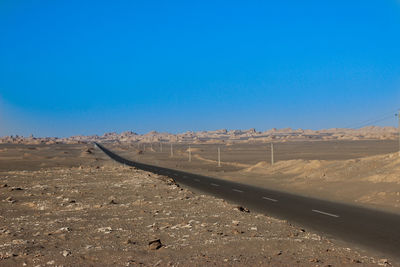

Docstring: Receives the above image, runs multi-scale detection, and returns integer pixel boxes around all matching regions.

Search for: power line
[343,108,399,129]
[351,115,395,129]
[346,111,395,128]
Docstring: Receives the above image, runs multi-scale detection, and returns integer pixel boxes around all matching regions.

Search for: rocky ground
[0,146,397,266]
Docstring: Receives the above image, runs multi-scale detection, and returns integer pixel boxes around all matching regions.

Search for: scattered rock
[126,239,137,245]
[6,196,16,203]
[0,252,11,260]
[165,178,178,186]
[53,227,71,234]
[378,259,390,266]
[83,148,93,154]
[148,239,162,250]
[1,184,8,188]
[97,227,113,234]
[0,229,11,235]
[108,196,118,204]
[109,199,118,205]
[0,144,389,266]
[62,250,71,257]
[232,229,244,235]
[232,220,240,226]
[234,206,250,213]
[10,187,23,191]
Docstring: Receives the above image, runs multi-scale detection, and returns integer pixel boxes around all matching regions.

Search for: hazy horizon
[1,124,398,139]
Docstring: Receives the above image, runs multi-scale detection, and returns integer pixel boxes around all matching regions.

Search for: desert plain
[0,127,399,266]
[120,139,400,214]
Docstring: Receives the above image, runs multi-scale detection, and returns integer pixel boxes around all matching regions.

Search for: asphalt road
[95,142,400,260]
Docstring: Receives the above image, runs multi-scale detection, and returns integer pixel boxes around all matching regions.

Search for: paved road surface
[95,142,400,260]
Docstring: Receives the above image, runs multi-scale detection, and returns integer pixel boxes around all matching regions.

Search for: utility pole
[170,143,173,157]
[188,145,192,162]
[160,142,162,152]
[398,110,400,157]
[218,147,221,167]
[271,143,274,165]
[150,142,153,151]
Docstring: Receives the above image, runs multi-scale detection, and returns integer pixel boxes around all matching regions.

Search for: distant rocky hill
[0,126,397,145]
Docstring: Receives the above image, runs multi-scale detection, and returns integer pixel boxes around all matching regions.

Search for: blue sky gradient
[1,0,399,137]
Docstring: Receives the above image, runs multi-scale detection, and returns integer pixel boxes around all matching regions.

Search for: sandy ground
[0,144,397,266]
[111,140,400,214]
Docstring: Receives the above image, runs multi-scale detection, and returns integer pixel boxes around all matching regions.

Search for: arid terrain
[112,139,400,214]
[1,126,399,265]
[0,143,398,266]
[1,126,397,145]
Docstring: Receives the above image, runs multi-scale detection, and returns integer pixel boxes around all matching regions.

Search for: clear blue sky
[1,0,399,137]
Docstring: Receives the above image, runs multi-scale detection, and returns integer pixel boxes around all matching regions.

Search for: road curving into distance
[95,142,400,260]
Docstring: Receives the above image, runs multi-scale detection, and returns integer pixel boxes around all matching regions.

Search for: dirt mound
[243,161,270,172]
[185,147,202,152]
[242,153,400,184]
[243,160,324,175]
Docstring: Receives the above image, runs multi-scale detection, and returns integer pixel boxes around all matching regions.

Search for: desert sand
[112,139,400,214]
[1,127,399,265]
[0,143,397,266]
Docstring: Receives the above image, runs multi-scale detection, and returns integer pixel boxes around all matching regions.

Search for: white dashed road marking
[262,196,278,202]
[232,189,243,193]
[210,183,220,187]
[312,209,340,218]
